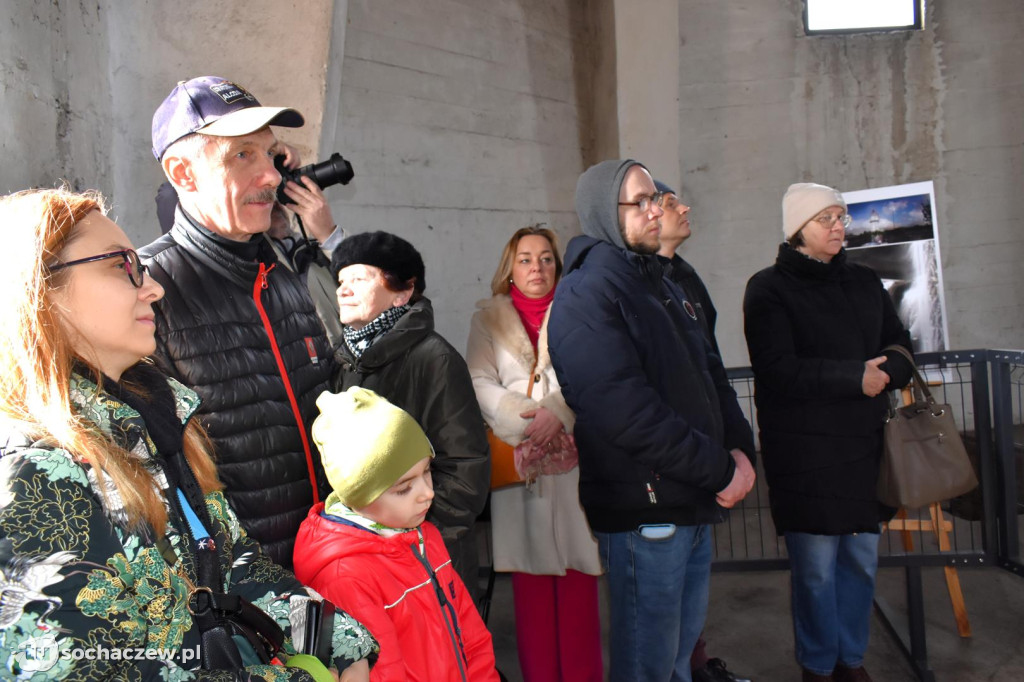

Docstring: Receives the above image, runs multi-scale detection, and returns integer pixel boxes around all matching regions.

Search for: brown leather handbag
[876,345,979,508]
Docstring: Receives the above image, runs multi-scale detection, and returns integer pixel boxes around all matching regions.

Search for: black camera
[275,152,354,205]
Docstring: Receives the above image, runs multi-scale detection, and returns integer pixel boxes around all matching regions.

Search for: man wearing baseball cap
[139,77,334,568]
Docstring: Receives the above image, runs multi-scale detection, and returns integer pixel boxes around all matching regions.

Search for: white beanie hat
[782,183,846,239]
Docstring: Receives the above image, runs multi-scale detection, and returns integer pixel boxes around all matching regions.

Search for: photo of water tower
[843,182,949,353]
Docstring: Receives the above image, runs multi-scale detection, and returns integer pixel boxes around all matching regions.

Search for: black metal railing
[716,349,1022,682]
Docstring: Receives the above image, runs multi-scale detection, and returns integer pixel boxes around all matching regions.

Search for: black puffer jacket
[333,297,490,556]
[139,208,332,567]
[743,244,914,535]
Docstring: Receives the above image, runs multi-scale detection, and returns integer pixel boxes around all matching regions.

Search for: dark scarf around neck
[100,364,216,558]
[102,363,184,457]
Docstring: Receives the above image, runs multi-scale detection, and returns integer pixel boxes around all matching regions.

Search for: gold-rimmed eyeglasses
[814,212,852,229]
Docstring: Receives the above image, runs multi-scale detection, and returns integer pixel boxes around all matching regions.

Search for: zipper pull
[645,482,658,504]
[256,262,277,290]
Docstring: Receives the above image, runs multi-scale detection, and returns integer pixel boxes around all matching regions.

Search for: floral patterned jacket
[0,373,378,681]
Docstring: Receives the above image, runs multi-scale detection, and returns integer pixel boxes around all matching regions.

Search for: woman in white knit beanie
[781,182,850,261]
[743,182,916,682]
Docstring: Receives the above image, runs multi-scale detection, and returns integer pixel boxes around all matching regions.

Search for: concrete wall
[613,0,679,178]
[0,1,114,197]
[324,0,589,350]
[673,0,1024,364]
[3,0,1021,361]
[1,0,332,248]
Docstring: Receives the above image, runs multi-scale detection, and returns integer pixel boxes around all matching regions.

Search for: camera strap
[160,449,285,669]
[294,215,330,268]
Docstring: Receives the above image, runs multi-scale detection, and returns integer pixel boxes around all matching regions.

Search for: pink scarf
[510,284,554,351]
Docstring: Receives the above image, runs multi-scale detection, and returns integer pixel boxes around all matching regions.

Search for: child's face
[358,457,434,529]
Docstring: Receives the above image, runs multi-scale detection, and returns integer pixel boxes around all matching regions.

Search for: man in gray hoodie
[548,159,756,682]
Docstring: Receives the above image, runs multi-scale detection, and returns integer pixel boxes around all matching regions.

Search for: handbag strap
[526,358,539,399]
[881,344,936,406]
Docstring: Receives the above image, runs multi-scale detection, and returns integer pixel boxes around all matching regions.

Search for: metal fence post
[990,350,1023,569]
[968,353,997,557]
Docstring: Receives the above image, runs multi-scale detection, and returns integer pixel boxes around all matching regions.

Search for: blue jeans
[596,524,712,682]
[784,530,881,675]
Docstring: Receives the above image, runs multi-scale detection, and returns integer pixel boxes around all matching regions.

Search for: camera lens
[275,153,354,205]
[307,154,355,189]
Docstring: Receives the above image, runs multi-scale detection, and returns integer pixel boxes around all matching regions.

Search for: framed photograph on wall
[842,181,949,353]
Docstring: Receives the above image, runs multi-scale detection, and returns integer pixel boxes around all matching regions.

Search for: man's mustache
[246,189,277,204]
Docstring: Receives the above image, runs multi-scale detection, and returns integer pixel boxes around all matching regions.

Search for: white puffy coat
[466,294,601,575]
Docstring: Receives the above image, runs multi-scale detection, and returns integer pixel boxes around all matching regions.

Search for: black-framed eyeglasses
[48,249,148,288]
[619,191,665,214]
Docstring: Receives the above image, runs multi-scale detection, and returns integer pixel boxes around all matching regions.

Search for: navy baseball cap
[151,76,304,160]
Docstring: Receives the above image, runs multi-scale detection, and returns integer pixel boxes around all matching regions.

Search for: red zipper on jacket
[252,262,321,505]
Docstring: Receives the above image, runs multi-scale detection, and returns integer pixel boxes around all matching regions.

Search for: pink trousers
[511,570,604,682]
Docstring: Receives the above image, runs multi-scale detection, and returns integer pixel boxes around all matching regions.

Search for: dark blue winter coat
[548,160,755,533]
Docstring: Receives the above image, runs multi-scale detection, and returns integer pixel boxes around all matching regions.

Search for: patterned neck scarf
[323,491,422,539]
[342,304,411,359]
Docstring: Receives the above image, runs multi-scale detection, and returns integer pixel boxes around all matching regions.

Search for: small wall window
[804,0,923,35]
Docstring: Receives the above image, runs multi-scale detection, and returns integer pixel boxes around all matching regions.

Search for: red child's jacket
[294,503,500,682]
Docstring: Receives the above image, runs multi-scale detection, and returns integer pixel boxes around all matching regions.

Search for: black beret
[330,231,426,294]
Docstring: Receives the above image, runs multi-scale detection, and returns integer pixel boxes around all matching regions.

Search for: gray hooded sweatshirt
[574,158,640,249]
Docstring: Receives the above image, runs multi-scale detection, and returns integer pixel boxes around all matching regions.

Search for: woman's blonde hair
[0,188,220,537]
[490,225,564,296]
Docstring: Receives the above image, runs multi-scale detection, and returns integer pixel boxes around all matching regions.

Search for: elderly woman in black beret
[325,231,490,601]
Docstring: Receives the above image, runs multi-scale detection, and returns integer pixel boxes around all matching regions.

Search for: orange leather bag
[488,361,537,490]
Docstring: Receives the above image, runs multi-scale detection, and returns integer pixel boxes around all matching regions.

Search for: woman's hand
[862,356,891,397]
[520,407,564,447]
[337,658,370,682]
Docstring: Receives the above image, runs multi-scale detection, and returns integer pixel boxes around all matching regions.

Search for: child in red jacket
[294,387,500,682]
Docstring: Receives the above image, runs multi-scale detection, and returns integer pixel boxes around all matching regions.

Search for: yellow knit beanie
[312,387,434,509]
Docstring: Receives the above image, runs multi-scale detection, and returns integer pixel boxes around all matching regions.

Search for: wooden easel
[883,386,972,638]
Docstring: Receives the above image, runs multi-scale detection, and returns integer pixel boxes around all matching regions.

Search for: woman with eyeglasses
[0,188,378,680]
[742,183,914,682]
[465,226,602,682]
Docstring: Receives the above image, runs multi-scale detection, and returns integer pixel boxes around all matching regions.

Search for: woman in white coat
[466,226,602,682]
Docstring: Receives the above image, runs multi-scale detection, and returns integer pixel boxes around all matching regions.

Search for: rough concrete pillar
[318,0,349,160]
[614,0,680,183]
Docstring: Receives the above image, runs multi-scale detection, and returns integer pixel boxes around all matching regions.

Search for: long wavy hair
[489,225,564,296]
[0,188,220,537]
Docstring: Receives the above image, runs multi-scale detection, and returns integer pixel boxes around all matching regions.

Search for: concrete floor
[482,554,1024,682]
[478,445,1024,682]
